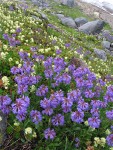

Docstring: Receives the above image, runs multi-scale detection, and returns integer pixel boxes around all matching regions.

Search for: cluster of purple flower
[11,96,30,121]
[0,95,12,114]
[3,28,21,47]
[2,50,113,147]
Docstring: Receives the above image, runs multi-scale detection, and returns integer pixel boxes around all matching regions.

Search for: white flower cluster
[25,127,37,138]
[2,76,10,89]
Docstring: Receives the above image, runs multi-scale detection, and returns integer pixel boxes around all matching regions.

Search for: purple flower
[8,37,16,47]
[30,46,37,52]
[12,98,28,114]
[56,49,62,55]
[97,78,106,86]
[84,89,94,98]
[75,138,80,148]
[62,97,73,108]
[40,98,51,109]
[65,43,71,48]
[67,89,81,102]
[84,80,93,89]
[17,84,28,95]
[90,108,100,117]
[53,57,66,73]
[68,64,76,72]
[44,69,53,79]
[42,107,53,116]
[0,95,12,106]
[16,112,26,122]
[44,57,53,69]
[49,94,60,108]
[104,93,113,103]
[62,105,71,113]
[62,73,71,84]
[106,110,113,120]
[44,128,56,140]
[36,85,48,97]
[71,109,84,123]
[75,77,85,88]
[9,5,14,11]
[19,52,29,61]
[30,110,42,124]
[51,114,64,126]
[12,33,17,37]
[90,100,101,109]
[11,66,20,75]
[107,86,113,97]
[3,33,9,40]
[15,40,21,45]
[77,100,89,111]
[88,117,101,128]
[73,67,90,78]
[106,134,113,146]
[110,125,113,131]
[16,28,21,33]
[0,96,12,114]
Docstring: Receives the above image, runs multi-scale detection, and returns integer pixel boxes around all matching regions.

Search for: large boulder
[94,48,107,61]
[75,17,88,27]
[78,20,105,34]
[60,17,77,28]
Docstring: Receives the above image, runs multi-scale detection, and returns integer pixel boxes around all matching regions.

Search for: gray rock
[60,17,77,28]
[0,112,7,146]
[56,14,65,19]
[40,13,48,20]
[67,0,75,7]
[102,41,110,49]
[31,0,49,7]
[94,48,107,61]
[110,47,113,51]
[55,0,77,7]
[78,20,105,34]
[75,17,88,27]
[102,30,110,35]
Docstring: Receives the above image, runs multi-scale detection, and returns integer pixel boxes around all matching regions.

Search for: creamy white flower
[25,127,32,134]
[8,57,13,62]
[32,132,37,138]
[14,122,20,126]
[105,129,111,135]
[2,76,9,86]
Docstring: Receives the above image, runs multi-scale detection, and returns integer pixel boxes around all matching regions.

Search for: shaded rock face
[55,0,76,7]
[78,20,104,34]
[94,48,107,61]
[0,112,7,146]
[60,17,77,28]
[75,17,88,27]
